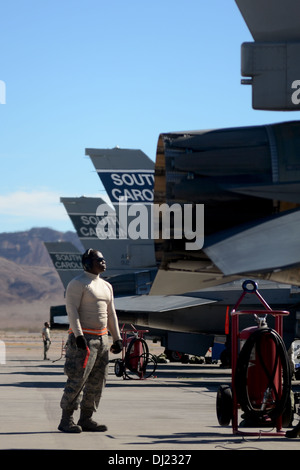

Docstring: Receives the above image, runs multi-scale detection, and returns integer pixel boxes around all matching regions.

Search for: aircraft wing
[204,208,300,275]
[115,295,216,312]
[114,282,300,346]
[235,0,300,42]
[224,182,300,204]
[114,295,220,334]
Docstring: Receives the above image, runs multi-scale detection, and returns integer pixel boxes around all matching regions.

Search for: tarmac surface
[1,331,300,456]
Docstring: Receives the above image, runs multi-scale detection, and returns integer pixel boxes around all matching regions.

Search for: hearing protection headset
[82,248,94,271]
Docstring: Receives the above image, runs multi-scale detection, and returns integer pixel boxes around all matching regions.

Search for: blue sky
[1,0,299,233]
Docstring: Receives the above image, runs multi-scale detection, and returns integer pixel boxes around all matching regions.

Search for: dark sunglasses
[92,257,105,262]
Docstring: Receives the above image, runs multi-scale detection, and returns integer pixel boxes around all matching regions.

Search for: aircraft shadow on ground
[0,363,232,391]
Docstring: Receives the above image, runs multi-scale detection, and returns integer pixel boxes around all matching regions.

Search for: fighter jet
[47,1,300,358]
[60,195,157,296]
[127,1,300,354]
[43,241,83,327]
[151,121,300,296]
[85,144,300,357]
[45,149,160,335]
[85,147,154,206]
[48,135,300,358]
[44,241,83,289]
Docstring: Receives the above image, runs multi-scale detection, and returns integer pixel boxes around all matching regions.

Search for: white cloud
[0,190,67,220]
[0,189,111,232]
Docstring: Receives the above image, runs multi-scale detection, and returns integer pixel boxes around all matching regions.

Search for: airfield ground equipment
[216,280,293,436]
[114,324,157,380]
[52,339,66,363]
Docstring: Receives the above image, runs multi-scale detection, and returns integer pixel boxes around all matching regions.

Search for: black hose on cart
[124,337,157,379]
[235,327,292,424]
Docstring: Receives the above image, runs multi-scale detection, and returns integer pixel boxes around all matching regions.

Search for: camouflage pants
[60,333,109,413]
[43,340,50,359]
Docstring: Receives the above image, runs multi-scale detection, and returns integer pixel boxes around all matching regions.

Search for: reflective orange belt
[68,327,108,336]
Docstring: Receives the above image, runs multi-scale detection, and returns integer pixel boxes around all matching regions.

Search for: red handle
[83,346,90,369]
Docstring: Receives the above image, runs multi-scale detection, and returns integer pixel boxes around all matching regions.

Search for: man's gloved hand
[110,339,122,354]
[76,335,87,350]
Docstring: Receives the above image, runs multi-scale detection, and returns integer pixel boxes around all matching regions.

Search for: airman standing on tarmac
[58,249,122,433]
[42,322,51,360]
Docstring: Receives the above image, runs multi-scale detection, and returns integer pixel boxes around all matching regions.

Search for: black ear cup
[82,248,93,271]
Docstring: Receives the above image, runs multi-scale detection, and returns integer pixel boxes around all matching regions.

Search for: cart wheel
[164,349,183,362]
[216,384,233,426]
[114,359,124,377]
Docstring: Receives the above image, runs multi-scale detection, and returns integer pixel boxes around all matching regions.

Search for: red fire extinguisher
[125,335,149,378]
[239,326,280,416]
[235,324,289,424]
[217,280,292,435]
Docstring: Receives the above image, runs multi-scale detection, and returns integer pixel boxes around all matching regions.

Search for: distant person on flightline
[42,322,51,360]
[58,248,122,433]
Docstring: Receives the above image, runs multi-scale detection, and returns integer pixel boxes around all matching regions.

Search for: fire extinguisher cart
[114,324,158,380]
[217,280,292,437]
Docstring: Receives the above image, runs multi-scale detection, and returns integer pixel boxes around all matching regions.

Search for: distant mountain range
[0,227,83,266]
[0,227,83,305]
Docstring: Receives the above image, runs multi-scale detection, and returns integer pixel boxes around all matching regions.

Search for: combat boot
[58,409,82,433]
[286,421,300,438]
[78,409,107,432]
